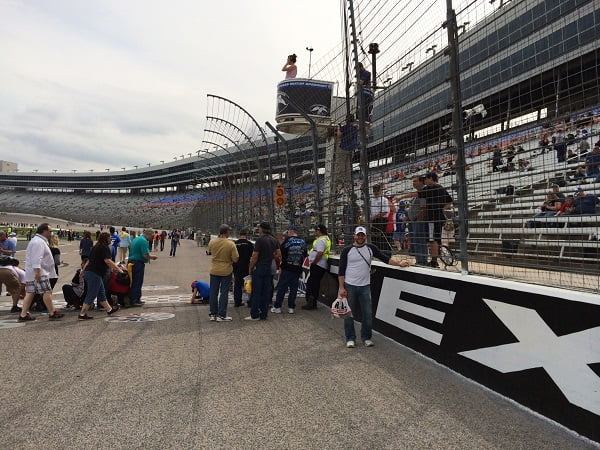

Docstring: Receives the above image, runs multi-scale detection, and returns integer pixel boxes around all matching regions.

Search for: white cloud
[0,0,341,171]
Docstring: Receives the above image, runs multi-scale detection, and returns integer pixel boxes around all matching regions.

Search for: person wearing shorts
[19,223,64,321]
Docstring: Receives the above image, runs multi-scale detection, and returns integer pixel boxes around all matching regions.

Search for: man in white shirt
[18,223,64,321]
[369,184,390,250]
[338,226,409,348]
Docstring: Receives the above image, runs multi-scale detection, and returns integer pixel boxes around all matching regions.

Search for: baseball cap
[425,172,438,181]
[314,224,328,234]
[287,225,297,231]
[384,190,392,197]
[258,222,271,231]
[354,226,367,235]
[574,187,584,194]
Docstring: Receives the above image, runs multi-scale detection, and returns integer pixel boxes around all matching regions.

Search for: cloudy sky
[0,0,342,172]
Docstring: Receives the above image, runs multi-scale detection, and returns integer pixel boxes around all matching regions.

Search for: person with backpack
[338,226,409,348]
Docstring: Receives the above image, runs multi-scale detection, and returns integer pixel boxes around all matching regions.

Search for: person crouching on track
[78,232,123,321]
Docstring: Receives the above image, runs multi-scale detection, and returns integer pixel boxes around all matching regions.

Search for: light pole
[306,46,314,78]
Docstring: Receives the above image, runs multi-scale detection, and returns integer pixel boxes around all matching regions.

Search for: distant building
[0,161,18,173]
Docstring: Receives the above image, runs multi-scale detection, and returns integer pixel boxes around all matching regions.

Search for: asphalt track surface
[0,237,597,449]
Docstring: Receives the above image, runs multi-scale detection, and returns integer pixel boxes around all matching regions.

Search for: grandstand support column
[282,95,323,224]
[347,0,371,234]
[323,133,336,230]
[445,0,469,273]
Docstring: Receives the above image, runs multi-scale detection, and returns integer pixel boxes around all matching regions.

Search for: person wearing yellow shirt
[208,224,239,322]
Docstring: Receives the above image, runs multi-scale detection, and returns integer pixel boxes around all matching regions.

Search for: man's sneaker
[78,314,94,321]
[209,315,216,321]
[10,306,22,313]
[270,307,281,314]
[429,260,440,268]
[18,313,36,322]
[48,311,64,320]
[216,316,232,322]
[364,339,374,347]
[244,316,259,321]
[107,305,120,315]
[288,308,295,314]
[346,340,355,348]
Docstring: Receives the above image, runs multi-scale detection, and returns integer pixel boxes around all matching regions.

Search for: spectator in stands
[246,222,279,320]
[552,129,567,163]
[232,228,254,307]
[421,172,453,268]
[272,225,307,314]
[281,54,297,79]
[534,193,562,217]
[79,231,93,262]
[505,145,516,164]
[118,227,131,263]
[518,159,533,171]
[566,149,578,162]
[551,183,565,200]
[370,184,390,250]
[555,195,575,216]
[573,165,587,181]
[0,230,16,257]
[585,146,600,177]
[338,226,409,348]
[208,224,239,322]
[384,190,397,247]
[128,229,158,307]
[402,175,428,266]
[578,134,590,156]
[491,146,502,172]
[573,187,600,215]
[301,224,329,311]
[538,133,550,154]
[109,226,120,262]
[18,223,64,321]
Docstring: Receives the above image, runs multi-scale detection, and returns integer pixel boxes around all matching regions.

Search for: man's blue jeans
[409,221,428,265]
[343,283,372,342]
[274,269,300,309]
[209,274,232,318]
[233,271,246,306]
[250,264,272,319]
[130,261,145,303]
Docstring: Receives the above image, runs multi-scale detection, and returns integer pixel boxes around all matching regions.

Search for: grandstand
[0,0,598,292]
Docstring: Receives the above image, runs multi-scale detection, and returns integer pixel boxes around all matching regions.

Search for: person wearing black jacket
[232,229,254,307]
[338,227,409,348]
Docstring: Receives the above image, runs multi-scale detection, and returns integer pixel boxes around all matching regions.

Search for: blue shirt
[280,236,307,273]
[193,281,210,298]
[0,238,16,256]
